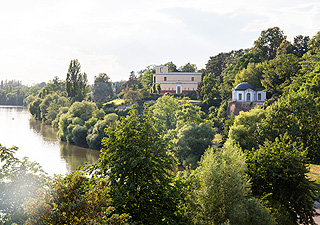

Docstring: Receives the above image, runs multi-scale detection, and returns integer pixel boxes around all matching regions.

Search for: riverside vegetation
[1,27,320,224]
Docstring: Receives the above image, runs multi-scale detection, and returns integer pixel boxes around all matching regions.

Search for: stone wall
[227,101,264,116]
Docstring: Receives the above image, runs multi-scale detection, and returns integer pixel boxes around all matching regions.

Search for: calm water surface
[0,106,100,175]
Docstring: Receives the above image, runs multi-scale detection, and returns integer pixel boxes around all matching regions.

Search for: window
[247,93,250,101]
[164,77,167,81]
[160,67,163,73]
[258,93,261,101]
[154,76,156,83]
[239,93,242,100]
[191,77,194,81]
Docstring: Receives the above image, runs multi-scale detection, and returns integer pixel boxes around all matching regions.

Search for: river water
[0,106,100,175]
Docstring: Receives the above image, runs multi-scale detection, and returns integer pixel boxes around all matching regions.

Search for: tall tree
[164,61,178,72]
[293,35,309,57]
[254,27,287,61]
[179,62,197,72]
[181,141,274,225]
[66,59,89,102]
[127,71,138,90]
[261,54,300,97]
[97,106,180,224]
[200,72,221,109]
[247,135,318,225]
[93,73,113,103]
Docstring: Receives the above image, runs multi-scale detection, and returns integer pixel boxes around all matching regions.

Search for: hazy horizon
[0,0,319,85]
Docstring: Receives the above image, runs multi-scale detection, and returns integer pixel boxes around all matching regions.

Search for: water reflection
[60,141,101,172]
[0,106,100,175]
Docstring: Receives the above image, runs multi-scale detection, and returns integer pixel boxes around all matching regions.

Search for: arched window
[247,93,251,101]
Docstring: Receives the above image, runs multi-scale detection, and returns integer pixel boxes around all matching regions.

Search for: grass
[108,99,125,106]
[307,164,320,184]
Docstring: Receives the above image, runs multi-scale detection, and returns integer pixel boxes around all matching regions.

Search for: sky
[0,0,319,85]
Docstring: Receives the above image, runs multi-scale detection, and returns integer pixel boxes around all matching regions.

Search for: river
[0,105,100,175]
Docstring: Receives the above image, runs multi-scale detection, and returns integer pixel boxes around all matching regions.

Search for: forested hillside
[1,26,320,224]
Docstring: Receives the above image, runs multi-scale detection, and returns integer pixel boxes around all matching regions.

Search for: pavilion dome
[234,82,255,91]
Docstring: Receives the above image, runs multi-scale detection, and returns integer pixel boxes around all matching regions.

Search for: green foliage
[86,113,118,150]
[259,91,320,162]
[164,61,178,72]
[152,95,180,130]
[247,135,318,225]
[179,62,197,72]
[174,123,215,169]
[138,65,155,89]
[234,62,265,88]
[200,72,221,109]
[57,101,97,144]
[308,31,320,54]
[124,90,141,104]
[93,73,113,102]
[254,27,287,61]
[72,125,88,147]
[25,172,130,225]
[28,98,43,119]
[228,107,266,151]
[97,106,181,224]
[293,35,310,57]
[180,141,274,225]
[66,59,90,102]
[0,144,47,224]
[262,54,301,97]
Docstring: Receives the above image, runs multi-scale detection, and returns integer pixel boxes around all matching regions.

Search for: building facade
[231,82,266,102]
[153,65,202,94]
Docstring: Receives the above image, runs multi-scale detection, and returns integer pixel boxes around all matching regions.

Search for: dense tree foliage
[0,145,47,224]
[25,172,130,225]
[254,26,287,61]
[178,141,275,225]
[174,123,214,169]
[247,135,318,224]
[96,106,181,224]
[93,73,113,103]
[66,59,89,102]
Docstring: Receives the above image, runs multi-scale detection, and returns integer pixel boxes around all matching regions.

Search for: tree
[25,172,130,225]
[174,123,214,169]
[179,62,197,72]
[93,73,113,103]
[180,141,274,225]
[138,65,155,89]
[247,135,318,225]
[234,62,265,88]
[276,39,294,55]
[293,35,309,57]
[228,107,266,151]
[127,71,138,90]
[164,61,178,72]
[66,59,89,102]
[308,31,320,54]
[254,27,287,61]
[200,72,221,108]
[0,144,47,224]
[124,90,141,104]
[261,54,301,97]
[97,106,180,224]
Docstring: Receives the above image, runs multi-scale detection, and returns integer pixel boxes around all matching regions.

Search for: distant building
[153,65,201,94]
[232,82,266,102]
[228,82,266,116]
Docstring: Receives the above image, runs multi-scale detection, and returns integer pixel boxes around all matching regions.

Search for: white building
[232,82,266,102]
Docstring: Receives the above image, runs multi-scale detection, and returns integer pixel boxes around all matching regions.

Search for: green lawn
[108,98,125,106]
[308,164,320,184]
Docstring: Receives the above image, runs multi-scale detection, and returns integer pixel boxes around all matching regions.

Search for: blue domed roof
[234,82,255,90]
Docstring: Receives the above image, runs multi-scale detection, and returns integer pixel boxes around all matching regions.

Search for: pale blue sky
[0,0,319,85]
